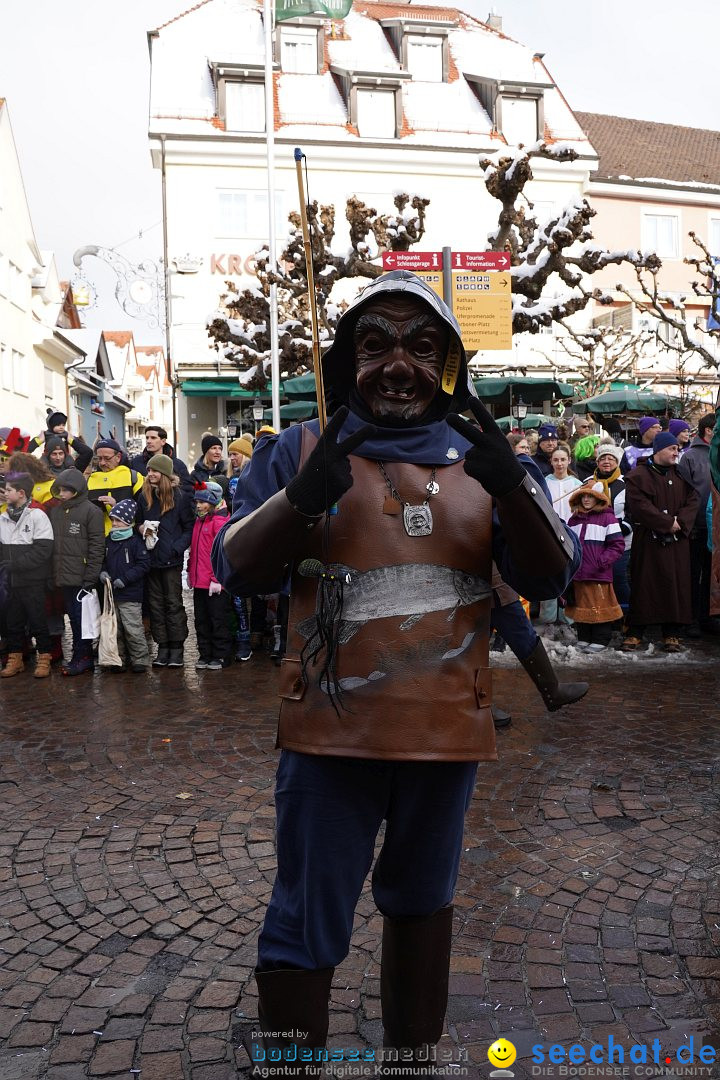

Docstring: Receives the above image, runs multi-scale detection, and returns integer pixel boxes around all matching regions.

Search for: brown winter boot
[1,653,25,678]
[33,653,52,678]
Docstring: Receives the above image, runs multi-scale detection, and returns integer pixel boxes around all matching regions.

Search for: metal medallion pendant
[403,503,433,537]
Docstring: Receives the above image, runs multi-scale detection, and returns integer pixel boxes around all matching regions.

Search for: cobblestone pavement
[0,636,719,1080]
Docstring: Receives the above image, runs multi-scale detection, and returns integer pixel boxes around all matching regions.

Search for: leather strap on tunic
[277,429,496,762]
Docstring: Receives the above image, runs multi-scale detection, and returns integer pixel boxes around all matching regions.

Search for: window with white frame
[500,96,538,147]
[44,366,55,401]
[280,26,318,74]
[406,35,443,81]
[12,350,27,395]
[642,213,680,259]
[0,253,8,297]
[224,81,265,133]
[709,217,720,257]
[216,189,286,239]
[356,89,396,139]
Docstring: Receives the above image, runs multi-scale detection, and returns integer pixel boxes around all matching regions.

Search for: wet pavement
[0,631,719,1080]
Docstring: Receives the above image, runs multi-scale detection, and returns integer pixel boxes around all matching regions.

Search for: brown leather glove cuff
[222,489,322,593]
[496,473,575,577]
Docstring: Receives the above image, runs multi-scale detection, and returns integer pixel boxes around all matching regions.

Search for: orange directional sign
[452,271,512,351]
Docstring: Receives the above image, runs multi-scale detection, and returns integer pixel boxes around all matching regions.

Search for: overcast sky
[1,0,717,343]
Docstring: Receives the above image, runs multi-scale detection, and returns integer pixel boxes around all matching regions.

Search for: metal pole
[160,135,178,449]
[442,246,453,312]
[264,0,281,433]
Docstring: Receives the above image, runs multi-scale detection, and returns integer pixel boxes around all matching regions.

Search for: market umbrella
[574,389,672,415]
[263,400,318,421]
[495,414,552,432]
[283,373,317,400]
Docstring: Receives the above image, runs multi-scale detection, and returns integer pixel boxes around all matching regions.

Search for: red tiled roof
[103,331,133,345]
[575,112,720,188]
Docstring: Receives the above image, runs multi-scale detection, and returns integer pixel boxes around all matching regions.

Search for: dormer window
[405,34,443,82]
[210,62,272,133]
[280,25,320,74]
[330,66,411,140]
[379,18,455,83]
[356,89,396,138]
[499,95,538,146]
[465,76,551,147]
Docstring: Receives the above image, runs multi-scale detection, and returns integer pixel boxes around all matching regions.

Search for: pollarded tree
[206,193,429,389]
[479,142,662,333]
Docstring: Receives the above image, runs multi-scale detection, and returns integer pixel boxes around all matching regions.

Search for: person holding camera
[623,431,699,653]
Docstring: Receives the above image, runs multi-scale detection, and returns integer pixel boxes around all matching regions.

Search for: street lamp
[252,397,264,435]
[511,396,528,423]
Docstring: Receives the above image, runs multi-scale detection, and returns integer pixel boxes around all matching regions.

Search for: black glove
[447,399,526,498]
[286,406,375,517]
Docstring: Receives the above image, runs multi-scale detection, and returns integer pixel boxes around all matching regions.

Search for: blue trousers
[257,751,478,971]
[490,599,539,661]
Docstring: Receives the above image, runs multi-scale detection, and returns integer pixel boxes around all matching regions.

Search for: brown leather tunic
[277,432,496,763]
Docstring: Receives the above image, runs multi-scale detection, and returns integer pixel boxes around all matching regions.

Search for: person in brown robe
[623,431,699,652]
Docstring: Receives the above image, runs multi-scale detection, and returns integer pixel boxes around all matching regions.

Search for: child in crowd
[0,472,54,678]
[189,484,233,670]
[49,468,105,676]
[565,481,625,650]
[546,445,583,522]
[100,499,151,673]
[227,436,253,511]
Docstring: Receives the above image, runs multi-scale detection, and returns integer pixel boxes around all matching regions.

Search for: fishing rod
[294,147,328,433]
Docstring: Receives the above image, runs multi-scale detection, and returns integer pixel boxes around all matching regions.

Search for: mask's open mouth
[378,382,415,401]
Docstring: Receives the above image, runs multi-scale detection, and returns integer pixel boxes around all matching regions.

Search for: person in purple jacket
[565,481,626,651]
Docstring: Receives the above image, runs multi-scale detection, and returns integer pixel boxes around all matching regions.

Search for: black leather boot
[381,905,453,1076]
[520,639,589,712]
[246,967,334,1078]
[152,645,170,667]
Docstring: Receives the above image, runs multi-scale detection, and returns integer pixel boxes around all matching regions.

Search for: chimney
[486,12,502,30]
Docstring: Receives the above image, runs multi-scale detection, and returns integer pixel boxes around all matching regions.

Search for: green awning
[180,379,284,398]
[473,377,575,405]
[264,400,318,421]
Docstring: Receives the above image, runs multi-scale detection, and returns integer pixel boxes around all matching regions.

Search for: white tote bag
[98,582,123,668]
[79,589,101,639]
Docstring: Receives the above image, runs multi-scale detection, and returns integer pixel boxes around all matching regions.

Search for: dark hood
[51,468,88,498]
[321,270,475,421]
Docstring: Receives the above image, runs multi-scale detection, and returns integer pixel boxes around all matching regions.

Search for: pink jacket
[188,511,228,589]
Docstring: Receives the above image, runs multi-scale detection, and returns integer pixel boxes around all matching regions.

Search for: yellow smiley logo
[488,1039,517,1069]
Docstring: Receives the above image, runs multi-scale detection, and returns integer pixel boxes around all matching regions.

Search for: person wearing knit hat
[668,418,691,449]
[146,453,174,479]
[256,424,276,438]
[565,481,625,650]
[191,433,226,487]
[108,498,137,526]
[620,416,662,474]
[136,450,194,668]
[531,423,558,476]
[228,436,254,460]
[652,431,680,455]
[593,442,632,614]
[623,430,700,653]
[189,476,234,671]
[100,498,151,673]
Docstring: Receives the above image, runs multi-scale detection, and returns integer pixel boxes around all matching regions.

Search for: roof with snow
[575,112,720,191]
[148,0,593,153]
